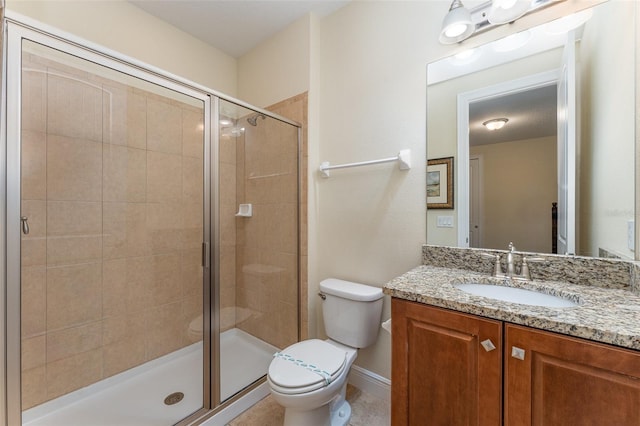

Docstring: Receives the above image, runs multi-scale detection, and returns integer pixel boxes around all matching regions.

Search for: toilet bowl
[268,339,357,426]
[188,315,203,343]
[267,278,383,426]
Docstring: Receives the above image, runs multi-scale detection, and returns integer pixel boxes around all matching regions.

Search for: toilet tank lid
[320,278,383,302]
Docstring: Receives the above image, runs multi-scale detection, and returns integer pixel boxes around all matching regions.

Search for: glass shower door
[217,99,299,401]
[11,33,209,425]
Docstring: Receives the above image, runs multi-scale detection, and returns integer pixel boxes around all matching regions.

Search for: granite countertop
[384,265,640,351]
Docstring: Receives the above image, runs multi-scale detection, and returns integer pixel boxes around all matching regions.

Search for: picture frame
[427,157,454,209]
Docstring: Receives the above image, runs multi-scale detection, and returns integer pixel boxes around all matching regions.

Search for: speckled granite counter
[384,265,640,351]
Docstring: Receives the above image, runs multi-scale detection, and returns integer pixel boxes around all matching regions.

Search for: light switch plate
[437,216,454,228]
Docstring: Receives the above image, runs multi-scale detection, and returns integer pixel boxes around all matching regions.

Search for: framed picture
[427,157,454,209]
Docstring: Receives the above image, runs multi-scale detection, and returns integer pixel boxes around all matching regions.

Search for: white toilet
[267,278,383,426]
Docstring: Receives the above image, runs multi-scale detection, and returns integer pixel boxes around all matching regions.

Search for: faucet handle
[520,256,545,280]
[480,252,502,276]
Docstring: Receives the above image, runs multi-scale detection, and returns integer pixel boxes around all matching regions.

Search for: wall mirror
[426,0,636,260]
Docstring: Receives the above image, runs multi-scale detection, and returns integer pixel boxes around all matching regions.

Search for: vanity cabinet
[391,299,502,425]
[504,324,640,426]
[391,298,640,426]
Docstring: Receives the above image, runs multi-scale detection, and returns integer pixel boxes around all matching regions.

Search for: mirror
[427,0,636,260]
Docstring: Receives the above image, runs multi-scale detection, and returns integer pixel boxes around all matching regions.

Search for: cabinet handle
[480,339,496,352]
[511,346,526,360]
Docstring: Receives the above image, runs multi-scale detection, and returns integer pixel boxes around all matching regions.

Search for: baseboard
[347,365,391,403]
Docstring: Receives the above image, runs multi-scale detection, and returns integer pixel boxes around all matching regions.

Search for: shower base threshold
[23,328,277,426]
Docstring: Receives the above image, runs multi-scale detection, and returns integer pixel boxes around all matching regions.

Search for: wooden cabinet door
[505,324,640,426]
[391,299,502,426]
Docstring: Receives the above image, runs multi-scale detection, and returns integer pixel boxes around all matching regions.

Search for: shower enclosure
[2,18,300,425]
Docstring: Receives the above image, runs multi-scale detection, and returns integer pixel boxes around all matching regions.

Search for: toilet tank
[320,278,384,348]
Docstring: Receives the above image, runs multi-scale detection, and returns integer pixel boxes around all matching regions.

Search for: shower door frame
[2,19,214,425]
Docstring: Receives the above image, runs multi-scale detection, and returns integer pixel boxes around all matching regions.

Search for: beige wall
[470,137,557,253]
[315,1,436,378]
[6,0,237,95]
[237,15,311,108]
[579,0,635,258]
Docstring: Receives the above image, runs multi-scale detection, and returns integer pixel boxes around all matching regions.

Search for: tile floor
[227,385,390,425]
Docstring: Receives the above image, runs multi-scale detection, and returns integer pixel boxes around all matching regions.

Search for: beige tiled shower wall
[20,52,204,409]
[267,93,308,341]
[234,95,306,350]
[219,120,238,332]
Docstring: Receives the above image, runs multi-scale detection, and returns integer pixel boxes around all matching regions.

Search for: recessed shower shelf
[235,204,253,217]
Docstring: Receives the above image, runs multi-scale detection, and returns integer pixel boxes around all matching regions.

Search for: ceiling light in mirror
[483,118,509,130]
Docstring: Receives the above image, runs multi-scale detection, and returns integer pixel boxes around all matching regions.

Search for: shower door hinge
[202,242,210,269]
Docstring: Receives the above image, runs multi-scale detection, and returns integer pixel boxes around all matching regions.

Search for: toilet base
[283,403,330,426]
[282,399,352,426]
[281,382,353,426]
[330,398,351,426]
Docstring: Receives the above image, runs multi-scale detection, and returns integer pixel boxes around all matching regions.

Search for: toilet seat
[268,339,347,395]
[189,315,203,334]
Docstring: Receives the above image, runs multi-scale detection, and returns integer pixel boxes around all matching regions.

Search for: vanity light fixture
[439,0,475,45]
[483,118,509,130]
[438,0,555,45]
[487,0,532,25]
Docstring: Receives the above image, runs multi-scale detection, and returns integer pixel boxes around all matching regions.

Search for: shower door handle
[20,216,29,235]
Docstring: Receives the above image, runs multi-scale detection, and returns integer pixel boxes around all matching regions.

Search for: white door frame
[456,69,560,247]
[469,155,483,247]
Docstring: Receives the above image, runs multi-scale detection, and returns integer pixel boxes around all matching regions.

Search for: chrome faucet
[481,242,544,281]
[506,242,516,277]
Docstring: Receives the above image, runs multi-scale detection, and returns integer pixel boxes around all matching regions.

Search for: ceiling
[132,0,558,144]
[469,84,557,146]
[128,0,350,58]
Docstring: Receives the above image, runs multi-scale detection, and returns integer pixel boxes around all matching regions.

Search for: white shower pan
[23,329,277,426]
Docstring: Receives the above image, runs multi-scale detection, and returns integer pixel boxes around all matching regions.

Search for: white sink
[454,283,578,308]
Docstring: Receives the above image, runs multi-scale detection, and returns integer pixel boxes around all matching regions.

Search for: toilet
[188,314,203,343]
[267,278,383,426]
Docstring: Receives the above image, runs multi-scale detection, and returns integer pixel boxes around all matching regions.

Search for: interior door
[557,30,577,255]
[469,156,481,248]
